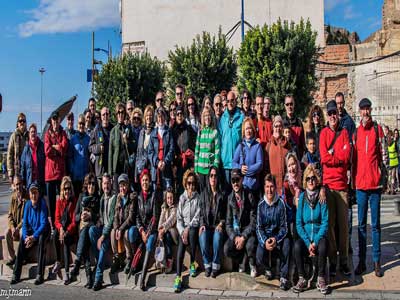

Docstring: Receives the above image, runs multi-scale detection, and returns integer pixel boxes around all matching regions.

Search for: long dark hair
[207,166,220,193]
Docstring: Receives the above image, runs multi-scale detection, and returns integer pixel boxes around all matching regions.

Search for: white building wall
[121,0,325,60]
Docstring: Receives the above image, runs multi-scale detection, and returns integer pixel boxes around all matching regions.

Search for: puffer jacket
[136,189,161,234]
[256,194,287,246]
[7,128,28,178]
[20,139,45,188]
[176,190,200,236]
[218,107,244,169]
[68,132,90,182]
[296,190,328,248]
[113,192,136,231]
[44,126,68,181]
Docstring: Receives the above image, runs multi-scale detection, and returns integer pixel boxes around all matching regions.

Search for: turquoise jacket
[296,191,328,247]
[218,107,244,169]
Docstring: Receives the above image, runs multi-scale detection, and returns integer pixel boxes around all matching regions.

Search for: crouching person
[5,176,27,267]
[224,169,257,278]
[89,173,116,291]
[11,183,49,285]
[256,174,291,291]
[293,165,329,295]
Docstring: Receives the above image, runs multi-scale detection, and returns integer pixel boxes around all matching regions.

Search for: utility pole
[241,0,245,42]
[91,31,95,97]
[39,67,46,133]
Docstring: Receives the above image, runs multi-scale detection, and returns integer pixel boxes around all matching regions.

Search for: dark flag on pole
[87,69,99,82]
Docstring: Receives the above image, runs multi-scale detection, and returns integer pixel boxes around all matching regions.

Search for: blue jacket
[339,110,355,142]
[68,132,90,181]
[148,125,175,181]
[22,198,49,240]
[296,191,328,247]
[218,108,244,169]
[20,140,45,188]
[256,194,287,246]
[232,139,263,190]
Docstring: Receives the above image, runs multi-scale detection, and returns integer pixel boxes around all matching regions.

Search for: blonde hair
[143,105,154,121]
[60,176,74,199]
[201,107,215,129]
[302,164,321,188]
[241,117,256,137]
[182,169,198,191]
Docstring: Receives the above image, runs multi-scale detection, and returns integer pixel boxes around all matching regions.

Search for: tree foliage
[95,52,165,113]
[238,18,318,117]
[166,28,237,101]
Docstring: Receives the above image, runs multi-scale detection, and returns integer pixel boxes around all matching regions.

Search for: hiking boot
[292,276,307,293]
[173,276,182,293]
[279,277,290,291]
[354,262,366,275]
[189,263,197,277]
[211,269,219,278]
[317,276,329,295]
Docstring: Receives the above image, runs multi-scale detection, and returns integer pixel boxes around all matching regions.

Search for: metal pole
[39,67,46,133]
[241,0,245,42]
[91,32,95,96]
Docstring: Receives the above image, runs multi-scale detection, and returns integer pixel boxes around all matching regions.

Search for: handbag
[154,240,166,269]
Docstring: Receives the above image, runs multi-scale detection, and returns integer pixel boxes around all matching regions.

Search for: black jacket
[136,189,161,234]
[113,191,137,231]
[89,123,113,178]
[135,126,154,180]
[172,121,196,167]
[199,188,226,228]
[74,192,100,225]
[225,189,257,241]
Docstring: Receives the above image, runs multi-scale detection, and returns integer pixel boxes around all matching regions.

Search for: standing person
[126,100,134,119]
[232,117,263,192]
[353,98,386,277]
[219,91,245,195]
[11,183,49,285]
[175,84,185,107]
[263,97,272,119]
[172,105,196,194]
[293,165,329,295]
[185,95,201,133]
[5,176,27,267]
[199,166,226,278]
[220,90,228,111]
[241,90,255,119]
[84,109,94,136]
[213,94,224,125]
[201,95,213,112]
[224,169,257,277]
[135,169,161,290]
[68,115,90,197]
[65,112,76,140]
[266,116,291,195]
[45,111,68,226]
[89,107,113,188]
[168,101,177,128]
[256,174,291,290]
[319,100,351,277]
[20,123,45,193]
[283,95,305,159]
[174,170,201,293]
[301,135,321,175]
[155,90,166,111]
[109,103,135,193]
[88,98,97,128]
[255,95,273,149]
[305,105,325,156]
[7,113,28,184]
[148,108,175,190]
[194,107,220,191]
[89,173,117,291]
[70,173,100,288]
[130,107,143,145]
[387,131,398,194]
[54,176,77,285]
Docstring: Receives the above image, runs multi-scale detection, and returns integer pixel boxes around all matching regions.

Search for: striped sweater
[194,127,220,175]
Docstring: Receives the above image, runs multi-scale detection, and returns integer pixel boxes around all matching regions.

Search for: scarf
[142,191,148,204]
[29,137,39,181]
[305,188,319,209]
[245,137,255,148]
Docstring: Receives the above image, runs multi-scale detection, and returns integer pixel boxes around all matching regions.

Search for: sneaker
[189,263,197,277]
[52,261,61,274]
[265,269,273,280]
[250,265,257,278]
[292,276,307,293]
[173,276,182,293]
[211,269,219,278]
[340,264,351,276]
[354,262,366,275]
[329,263,336,277]
[238,267,245,273]
[316,276,329,295]
[279,277,290,291]
[205,268,211,277]
[34,275,44,285]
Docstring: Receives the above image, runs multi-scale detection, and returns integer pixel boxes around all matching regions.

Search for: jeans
[89,226,111,282]
[163,231,175,259]
[132,226,157,252]
[110,226,138,259]
[356,189,381,263]
[256,236,291,279]
[294,237,328,277]
[224,235,256,270]
[176,227,199,276]
[199,229,223,271]
[76,226,91,268]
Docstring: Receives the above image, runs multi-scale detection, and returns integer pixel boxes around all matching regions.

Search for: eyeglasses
[88,181,96,186]
[187,181,195,186]
[210,173,217,178]
[18,119,26,123]
[285,102,294,107]
[312,112,320,118]
[231,178,241,184]
[306,176,317,182]
[64,186,71,191]
[327,110,337,116]
[214,102,222,107]
[117,110,125,115]
[156,98,163,102]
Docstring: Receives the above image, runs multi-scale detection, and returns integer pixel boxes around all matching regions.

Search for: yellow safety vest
[388,142,399,167]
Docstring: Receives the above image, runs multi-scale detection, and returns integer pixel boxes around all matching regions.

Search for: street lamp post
[39,67,46,133]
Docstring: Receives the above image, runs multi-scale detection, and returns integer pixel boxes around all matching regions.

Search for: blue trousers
[130,226,157,252]
[356,189,381,263]
[199,229,223,271]
[89,225,111,283]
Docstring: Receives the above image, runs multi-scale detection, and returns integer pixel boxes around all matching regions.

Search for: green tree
[95,52,165,113]
[238,18,318,117]
[166,28,237,101]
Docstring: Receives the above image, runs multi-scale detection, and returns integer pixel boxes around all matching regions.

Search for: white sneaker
[238,267,245,273]
[250,265,257,278]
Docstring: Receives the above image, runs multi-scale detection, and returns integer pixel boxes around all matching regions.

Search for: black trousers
[13,232,48,279]
[293,237,328,277]
[224,235,257,270]
[46,180,61,225]
[55,231,75,273]
[176,227,199,276]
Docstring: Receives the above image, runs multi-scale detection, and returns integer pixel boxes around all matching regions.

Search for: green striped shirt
[194,127,220,175]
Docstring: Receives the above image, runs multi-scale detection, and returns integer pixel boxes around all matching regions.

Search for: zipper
[366,134,368,154]
[311,206,314,243]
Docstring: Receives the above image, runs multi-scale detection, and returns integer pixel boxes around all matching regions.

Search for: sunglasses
[156,98,163,102]
[170,108,176,111]
[176,92,183,96]
[187,103,195,107]
[187,181,195,186]
[176,112,183,116]
[285,102,294,107]
[117,110,125,115]
[328,110,337,116]
[64,186,71,191]
[78,122,85,126]
[88,181,96,186]
[133,117,141,121]
[231,178,241,184]
[312,112,320,118]
[18,119,26,123]
[242,96,249,100]
[306,176,317,182]
[210,173,217,178]
[102,112,110,116]
[227,99,235,103]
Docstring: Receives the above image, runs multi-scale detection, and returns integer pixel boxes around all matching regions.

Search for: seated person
[224,169,257,278]
[256,174,291,291]
[11,183,49,285]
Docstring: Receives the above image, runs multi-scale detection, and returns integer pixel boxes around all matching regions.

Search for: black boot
[71,259,81,277]
[84,265,93,289]
[110,254,120,274]
[140,251,151,291]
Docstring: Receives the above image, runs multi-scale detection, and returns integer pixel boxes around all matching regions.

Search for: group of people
[5,87,393,294]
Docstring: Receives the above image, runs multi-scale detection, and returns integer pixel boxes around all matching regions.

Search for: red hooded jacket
[44,127,68,181]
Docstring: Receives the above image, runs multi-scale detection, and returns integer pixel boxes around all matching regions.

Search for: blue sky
[0,0,383,132]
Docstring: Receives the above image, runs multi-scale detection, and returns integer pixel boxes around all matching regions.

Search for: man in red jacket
[319,100,351,277]
[352,98,385,277]
[282,95,305,159]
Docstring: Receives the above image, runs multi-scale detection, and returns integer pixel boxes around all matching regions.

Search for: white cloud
[18,0,120,37]
[344,5,362,20]
[325,0,349,12]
